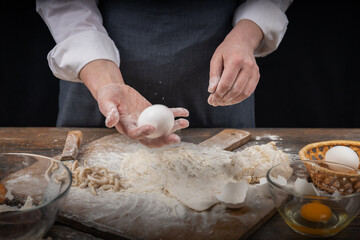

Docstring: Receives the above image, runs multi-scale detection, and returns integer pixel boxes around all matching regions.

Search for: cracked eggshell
[270,175,287,186]
[215,181,248,209]
[137,104,174,139]
[293,178,318,196]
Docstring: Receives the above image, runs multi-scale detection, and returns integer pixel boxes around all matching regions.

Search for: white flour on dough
[82,135,289,212]
[55,134,291,239]
[230,142,290,184]
[120,145,233,211]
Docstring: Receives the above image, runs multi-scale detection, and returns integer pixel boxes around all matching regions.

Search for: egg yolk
[300,202,332,223]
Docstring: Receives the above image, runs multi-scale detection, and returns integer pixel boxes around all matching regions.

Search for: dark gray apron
[57,0,255,128]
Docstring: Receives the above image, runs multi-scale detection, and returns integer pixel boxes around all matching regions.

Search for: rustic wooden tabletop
[0,128,359,239]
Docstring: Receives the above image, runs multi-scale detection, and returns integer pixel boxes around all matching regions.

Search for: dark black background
[0,1,359,128]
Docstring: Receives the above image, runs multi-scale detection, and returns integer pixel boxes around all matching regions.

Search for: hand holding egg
[137,104,190,143]
[97,82,189,147]
[137,104,175,139]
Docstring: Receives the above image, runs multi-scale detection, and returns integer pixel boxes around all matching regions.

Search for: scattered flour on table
[60,134,291,239]
[289,153,299,161]
[278,147,300,161]
[75,137,289,212]
[255,134,283,141]
[119,145,233,211]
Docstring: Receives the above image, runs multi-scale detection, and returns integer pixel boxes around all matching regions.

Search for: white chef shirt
[36,0,293,82]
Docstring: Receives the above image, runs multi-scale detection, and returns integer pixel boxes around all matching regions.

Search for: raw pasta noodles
[64,160,122,195]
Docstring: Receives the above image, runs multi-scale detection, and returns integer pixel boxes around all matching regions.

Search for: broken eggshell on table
[215,181,249,209]
[215,178,277,209]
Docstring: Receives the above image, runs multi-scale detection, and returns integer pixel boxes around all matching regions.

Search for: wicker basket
[299,140,360,195]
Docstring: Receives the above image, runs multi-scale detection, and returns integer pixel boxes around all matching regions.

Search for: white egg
[215,181,248,209]
[324,146,359,171]
[137,104,174,139]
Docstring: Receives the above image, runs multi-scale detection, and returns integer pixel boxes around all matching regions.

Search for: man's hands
[79,19,263,148]
[80,60,189,148]
[208,19,263,106]
[97,83,189,148]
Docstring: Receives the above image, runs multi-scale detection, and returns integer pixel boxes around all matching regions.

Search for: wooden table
[0,128,359,239]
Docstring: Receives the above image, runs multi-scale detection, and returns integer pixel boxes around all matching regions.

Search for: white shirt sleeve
[233,0,294,57]
[36,0,120,82]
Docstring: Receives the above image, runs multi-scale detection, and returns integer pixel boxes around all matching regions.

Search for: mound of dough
[230,142,290,183]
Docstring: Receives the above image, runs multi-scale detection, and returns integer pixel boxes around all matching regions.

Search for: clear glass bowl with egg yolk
[266,160,360,237]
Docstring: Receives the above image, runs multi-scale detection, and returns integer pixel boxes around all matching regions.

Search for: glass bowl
[267,160,360,237]
[0,153,72,240]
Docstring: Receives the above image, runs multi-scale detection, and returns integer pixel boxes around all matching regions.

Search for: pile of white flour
[79,134,289,211]
[54,134,291,239]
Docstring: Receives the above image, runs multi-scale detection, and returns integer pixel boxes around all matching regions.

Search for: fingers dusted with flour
[136,105,189,148]
[170,107,190,132]
[171,107,189,118]
[80,59,189,148]
[97,84,189,148]
[208,54,223,94]
[100,101,120,128]
[208,19,263,107]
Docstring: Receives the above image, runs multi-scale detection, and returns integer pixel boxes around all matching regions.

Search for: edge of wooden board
[198,129,251,151]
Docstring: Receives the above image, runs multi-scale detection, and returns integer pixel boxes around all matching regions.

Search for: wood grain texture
[198,129,251,151]
[1,128,360,240]
[45,222,104,240]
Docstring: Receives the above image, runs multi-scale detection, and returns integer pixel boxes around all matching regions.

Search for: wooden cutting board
[5,129,277,240]
[53,129,278,240]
